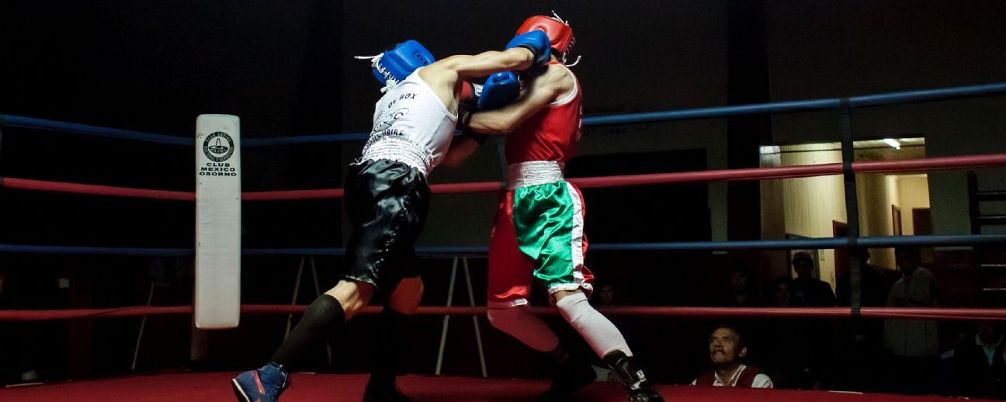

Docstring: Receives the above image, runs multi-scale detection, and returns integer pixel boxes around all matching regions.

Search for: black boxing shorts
[343,158,431,292]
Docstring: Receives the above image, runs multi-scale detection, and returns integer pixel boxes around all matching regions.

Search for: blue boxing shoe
[231,362,290,402]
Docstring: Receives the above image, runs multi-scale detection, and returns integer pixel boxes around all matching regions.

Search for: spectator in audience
[833,247,895,391]
[692,325,773,388]
[836,248,895,308]
[787,252,836,388]
[762,276,801,387]
[597,283,618,307]
[719,269,759,307]
[951,321,1006,398]
[884,246,939,394]
[790,251,836,307]
[593,282,635,340]
[764,269,832,389]
[770,276,792,307]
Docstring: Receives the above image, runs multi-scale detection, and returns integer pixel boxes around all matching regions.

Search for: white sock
[555,292,632,358]
[487,306,560,353]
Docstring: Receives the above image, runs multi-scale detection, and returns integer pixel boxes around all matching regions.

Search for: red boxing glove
[459,80,481,107]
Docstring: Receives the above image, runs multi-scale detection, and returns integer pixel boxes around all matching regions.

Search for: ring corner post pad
[195,114,241,329]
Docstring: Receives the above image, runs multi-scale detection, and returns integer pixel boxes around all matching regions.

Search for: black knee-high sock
[367,307,410,389]
[270,294,345,369]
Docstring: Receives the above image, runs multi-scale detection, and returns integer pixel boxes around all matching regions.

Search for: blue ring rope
[0,115,190,146]
[4,82,1005,146]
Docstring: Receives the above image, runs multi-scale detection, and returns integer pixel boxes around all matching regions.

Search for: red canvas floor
[0,372,992,402]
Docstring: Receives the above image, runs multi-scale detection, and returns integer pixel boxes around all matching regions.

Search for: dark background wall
[1,0,1006,387]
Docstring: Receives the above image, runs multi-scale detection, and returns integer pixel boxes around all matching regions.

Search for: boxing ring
[2,81,1006,401]
[0,373,978,402]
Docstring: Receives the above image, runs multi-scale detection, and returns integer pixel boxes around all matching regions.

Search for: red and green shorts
[487,179,594,308]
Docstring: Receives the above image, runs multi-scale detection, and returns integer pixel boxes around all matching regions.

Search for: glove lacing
[549,10,581,67]
[354,53,397,93]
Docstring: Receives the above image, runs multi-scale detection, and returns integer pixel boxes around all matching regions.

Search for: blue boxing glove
[360,40,436,88]
[477,71,520,110]
[505,30,551,65]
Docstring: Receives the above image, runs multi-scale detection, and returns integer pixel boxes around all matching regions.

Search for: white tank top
[361,69,457,176]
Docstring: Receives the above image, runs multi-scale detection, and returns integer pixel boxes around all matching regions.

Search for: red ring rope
[5,153,1005,200]
[0,305,1002,321]
[3,178,194,201]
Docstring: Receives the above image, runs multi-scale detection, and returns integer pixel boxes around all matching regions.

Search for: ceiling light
[883,138,901,150]
[759,145,780,154]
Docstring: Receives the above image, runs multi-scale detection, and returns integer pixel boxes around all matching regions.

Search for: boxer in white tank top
[361,69,456,176]
[232,35,551,402]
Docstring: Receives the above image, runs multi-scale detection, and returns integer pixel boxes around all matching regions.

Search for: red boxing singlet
[505,62,582,165]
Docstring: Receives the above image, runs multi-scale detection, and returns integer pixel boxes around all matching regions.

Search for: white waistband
[507,161,564,190]
[361,137,431,176]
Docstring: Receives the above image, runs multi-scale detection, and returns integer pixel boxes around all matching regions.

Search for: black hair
[792,251,813,263]
[711,324,745,350]
[894,246,920,259]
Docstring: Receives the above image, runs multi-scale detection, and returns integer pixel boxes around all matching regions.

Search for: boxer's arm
[442,47,535,79]
[421,48,535,113]
[439,31,547,79]
[465,65,571,135]
[422,47,534,86]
